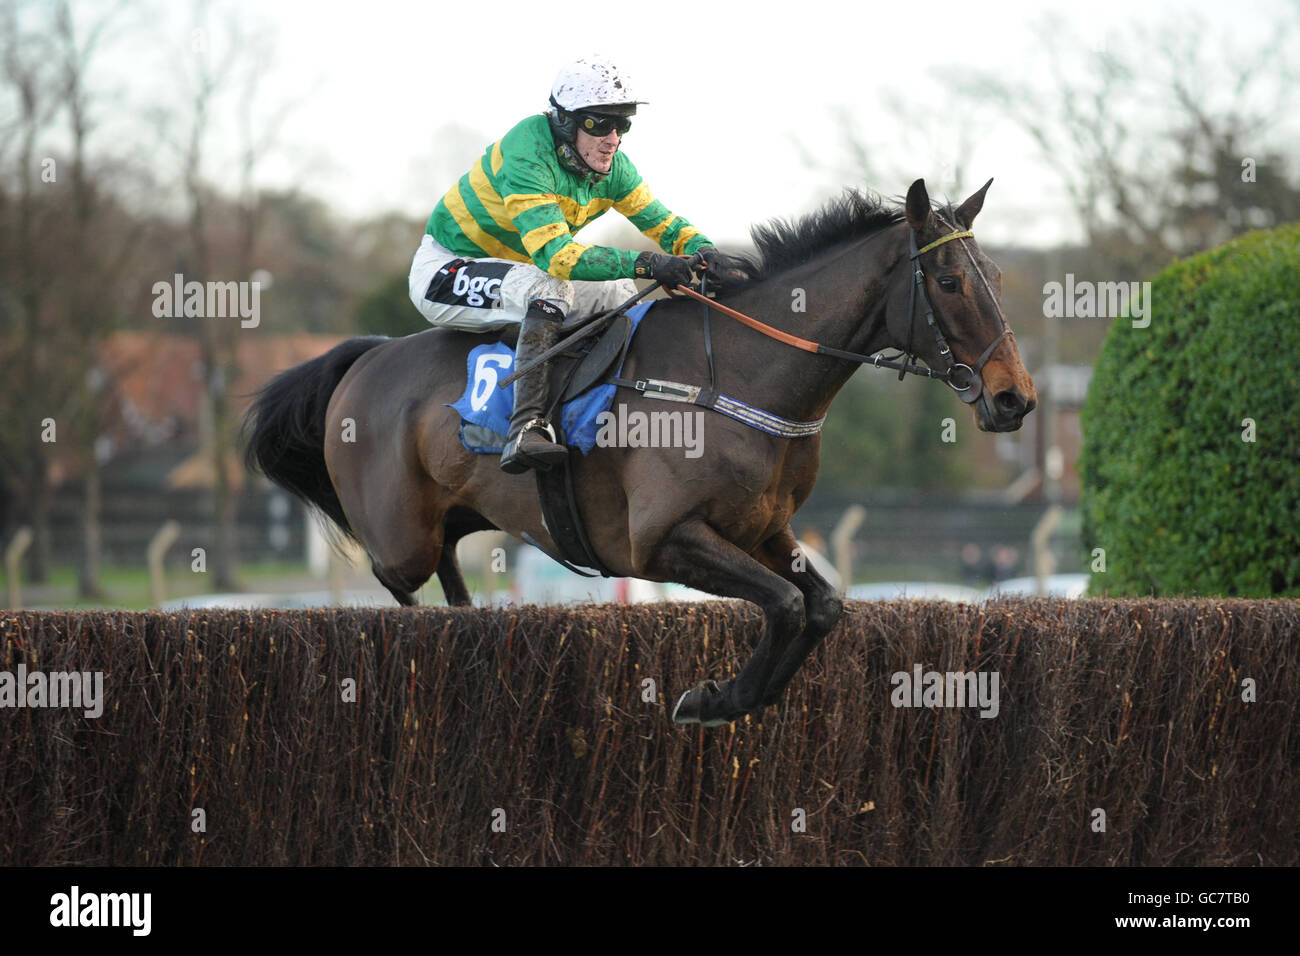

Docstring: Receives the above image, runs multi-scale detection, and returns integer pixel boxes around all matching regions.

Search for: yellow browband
[915,229,974,256]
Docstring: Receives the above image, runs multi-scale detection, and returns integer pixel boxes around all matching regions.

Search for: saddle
[525,310,637,578]
[452,308,640,577]
[496,309,635,404]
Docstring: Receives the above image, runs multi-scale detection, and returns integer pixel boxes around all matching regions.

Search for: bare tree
[166,0,238,589]
[52,0,139,598]
[1,0,62,582]
[218,23,298,589]
[946,9,1300,275]
[159,0,298,591]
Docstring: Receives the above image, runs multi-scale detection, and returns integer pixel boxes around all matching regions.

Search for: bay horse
[243,178,1036,726]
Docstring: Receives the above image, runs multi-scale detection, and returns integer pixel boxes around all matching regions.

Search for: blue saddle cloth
[448,302,651,455]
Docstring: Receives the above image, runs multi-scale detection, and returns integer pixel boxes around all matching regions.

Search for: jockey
[408,54,745,474]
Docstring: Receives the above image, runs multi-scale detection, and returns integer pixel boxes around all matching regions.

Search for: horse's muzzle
[976,389,1035,432]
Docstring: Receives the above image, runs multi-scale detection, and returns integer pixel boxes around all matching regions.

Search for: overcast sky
[58,0,1300,250]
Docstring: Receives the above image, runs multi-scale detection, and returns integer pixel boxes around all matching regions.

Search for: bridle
[667,214,1015,405]
[503,212,1018,408]
[891,215,1014,404]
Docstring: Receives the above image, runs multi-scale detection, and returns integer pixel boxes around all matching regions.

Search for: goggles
[575,112,632,137]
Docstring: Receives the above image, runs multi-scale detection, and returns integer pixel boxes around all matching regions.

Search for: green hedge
[1079,224,1300,596]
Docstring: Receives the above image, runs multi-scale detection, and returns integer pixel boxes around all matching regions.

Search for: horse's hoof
[672,680,733,726]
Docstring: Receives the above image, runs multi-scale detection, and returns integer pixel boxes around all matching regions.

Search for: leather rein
[671,219,1013,405]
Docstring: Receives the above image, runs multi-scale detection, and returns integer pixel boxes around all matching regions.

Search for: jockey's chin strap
[667,222,1013,405]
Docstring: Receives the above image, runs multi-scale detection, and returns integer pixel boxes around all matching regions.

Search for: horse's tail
[242,336,389,540]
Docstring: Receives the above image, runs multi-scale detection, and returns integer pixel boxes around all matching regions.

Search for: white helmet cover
[550,55,645,112]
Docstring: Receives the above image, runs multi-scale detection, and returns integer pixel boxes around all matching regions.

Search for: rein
[669,285,947,383]
[669,222,1013,404]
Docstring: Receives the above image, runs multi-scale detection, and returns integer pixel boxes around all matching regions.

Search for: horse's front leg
[749,526,845,709]
[648,519,805,726]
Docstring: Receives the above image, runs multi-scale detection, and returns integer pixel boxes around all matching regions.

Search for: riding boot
[500,299,569,474]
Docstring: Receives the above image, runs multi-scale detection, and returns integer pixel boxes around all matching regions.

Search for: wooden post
[478,531,508,604]
[147,520,182,606]
[328,547,343,604]
[5,527,34,609]
[1032,505,1064,596]
[831,505,867,595]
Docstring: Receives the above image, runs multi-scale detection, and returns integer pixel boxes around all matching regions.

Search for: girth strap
[608,377,826,439]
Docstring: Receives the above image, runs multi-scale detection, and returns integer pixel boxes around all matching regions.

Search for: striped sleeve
[614,162,713,257]
[499,155,639,281]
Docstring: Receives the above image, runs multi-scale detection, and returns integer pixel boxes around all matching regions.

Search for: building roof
[90,332,348,489]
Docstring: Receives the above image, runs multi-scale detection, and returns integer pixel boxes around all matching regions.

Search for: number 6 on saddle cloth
[447,303,652,454]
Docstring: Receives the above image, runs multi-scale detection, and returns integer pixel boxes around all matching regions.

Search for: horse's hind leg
[372,519,474,607]
[750,526,845,708]
[372,560,424,607]
[374,528,472,606]
[361,506,442,607]
[647,519,805,726]
[432,508,499,607]
[435,537,471,606]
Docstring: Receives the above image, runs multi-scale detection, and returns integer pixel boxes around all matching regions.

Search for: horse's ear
[955,177,994,228]
[905,179,931,230]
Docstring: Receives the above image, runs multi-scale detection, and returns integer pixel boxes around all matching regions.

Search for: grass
[7,556,1003,611]
[4,561,329,610]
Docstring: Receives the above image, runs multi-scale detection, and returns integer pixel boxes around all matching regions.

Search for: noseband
[897,220,1013,404]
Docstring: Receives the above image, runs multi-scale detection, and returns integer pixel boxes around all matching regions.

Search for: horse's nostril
[995,390,1023,415]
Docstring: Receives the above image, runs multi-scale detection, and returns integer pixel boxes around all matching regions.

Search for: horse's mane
[729,188,907,289]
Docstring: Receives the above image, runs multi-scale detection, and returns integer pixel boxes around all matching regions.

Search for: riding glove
[698,246,750,289]
[634,251,695,290]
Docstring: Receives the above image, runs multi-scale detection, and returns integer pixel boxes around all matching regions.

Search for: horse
[243,178,1036,727]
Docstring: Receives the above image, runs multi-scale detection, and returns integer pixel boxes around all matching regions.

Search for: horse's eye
[938,276,960,293]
